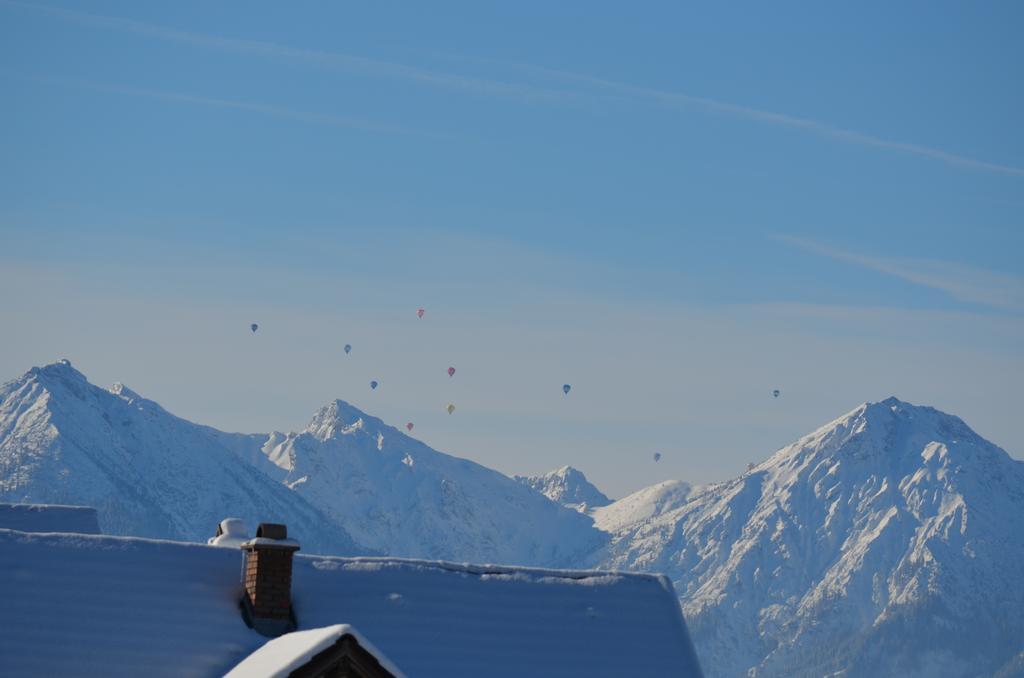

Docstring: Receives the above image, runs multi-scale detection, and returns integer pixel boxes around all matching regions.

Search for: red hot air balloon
[406,422,414,432]
[448,366,456,377]
[417,308,425,318]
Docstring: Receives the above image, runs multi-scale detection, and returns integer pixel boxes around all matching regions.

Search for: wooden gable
[288,634,396,678]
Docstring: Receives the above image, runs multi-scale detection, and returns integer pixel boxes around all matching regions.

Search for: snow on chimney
[240,523,300,637]
[208,518,249,548]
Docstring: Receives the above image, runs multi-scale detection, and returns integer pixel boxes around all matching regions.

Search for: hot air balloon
[370,380,378,390]
[772,389,781,398]
[446,404,455,415]
[417,308,425,319]
[653,452,662,462]
[344,344,352,354]
[448,367,456,377]
[406,422,414,432]
[250,324,258,333]
[563,384,571,395]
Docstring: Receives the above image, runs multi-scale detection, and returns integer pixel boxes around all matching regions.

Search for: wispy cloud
[505,64,1024,178]
[5,0,1023,177]
[76,80,427,136]
[0,0,568,102]
[0,67,428,135]
[779,234,1024,313]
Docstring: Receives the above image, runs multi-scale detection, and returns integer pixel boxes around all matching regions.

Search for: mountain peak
[26,359,88,385]
[5,360,96,406]
[305,399,382,441]
[40,358,75,371]
[860,395,923,419]
[763,396,990,475]
[854,395,965,425]
[591,479,694,533]
[516,465,612,512]
[552,464,583,479]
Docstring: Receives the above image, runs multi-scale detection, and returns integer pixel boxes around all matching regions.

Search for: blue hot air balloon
[370,380,378,390]
[344,344,352,354]
[250,323,258,333]
[772,389,781,398]
[653,452,662,462]
[563,384,571,395]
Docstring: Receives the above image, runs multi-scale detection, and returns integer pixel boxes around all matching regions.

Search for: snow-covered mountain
[229,400,605,565]
[515,465,612,512]
[0,362,604,566]
[594,397,1024,677]
[0,360,362,555]
[3,361,1022,676]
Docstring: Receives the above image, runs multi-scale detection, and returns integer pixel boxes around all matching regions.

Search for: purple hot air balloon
[448,366,456,377]
[417,308,425,319]
[406,422,414,432]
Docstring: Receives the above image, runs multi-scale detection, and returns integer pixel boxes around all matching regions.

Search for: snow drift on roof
[0,502,100,534]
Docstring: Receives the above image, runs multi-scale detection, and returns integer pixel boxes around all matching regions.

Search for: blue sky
[1,1,1021,497]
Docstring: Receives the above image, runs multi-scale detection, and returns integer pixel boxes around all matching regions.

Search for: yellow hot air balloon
[446,404,455,415]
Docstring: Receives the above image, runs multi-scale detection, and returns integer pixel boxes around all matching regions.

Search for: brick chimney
[240,523,300,637]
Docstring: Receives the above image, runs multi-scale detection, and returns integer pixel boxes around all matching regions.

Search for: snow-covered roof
[0,529,259,678]
[0,502,101,534]
[0,528,703,678]
[225,624,404,678]
[288,555,701,677]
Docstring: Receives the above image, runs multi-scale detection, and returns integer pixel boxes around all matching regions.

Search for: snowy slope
[515,465,612,512]
[235,400,606,566]
[592,479,693,533]
[0,361,361,555]
[593,398,1024,678]
[0,362,604,567]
